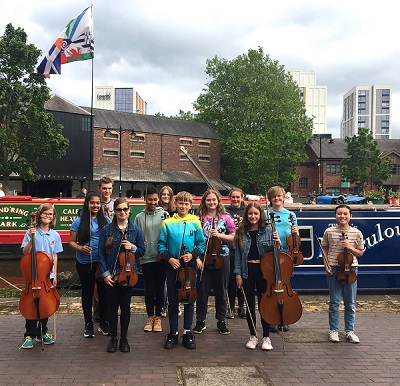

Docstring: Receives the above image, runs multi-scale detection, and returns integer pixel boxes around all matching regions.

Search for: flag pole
[88,56,94,191]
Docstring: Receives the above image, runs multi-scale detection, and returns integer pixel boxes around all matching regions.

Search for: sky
[1,0,399,138]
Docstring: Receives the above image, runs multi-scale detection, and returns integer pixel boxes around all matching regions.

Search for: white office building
[95,86,147,114]
[341,85,391,139]
[287,70,327,135]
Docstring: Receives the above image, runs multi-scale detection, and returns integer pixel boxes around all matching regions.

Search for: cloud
[1,0,399,138]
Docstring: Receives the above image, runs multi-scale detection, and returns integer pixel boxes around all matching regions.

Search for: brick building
[25,94,233,198]
[291,138,400,198]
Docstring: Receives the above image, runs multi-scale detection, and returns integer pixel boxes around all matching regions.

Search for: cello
[259,210,302,330]
[336,232,357,284]
[286,213,304,266]
[177,244,197,304]
[19,213,60,321]
[117,229,138,287]
[204,217,224,269]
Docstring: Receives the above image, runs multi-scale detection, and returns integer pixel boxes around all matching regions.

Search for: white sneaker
[245,335,258,349]
[261,337,273,351]
[329,330,339,342]
[346,331,360,343]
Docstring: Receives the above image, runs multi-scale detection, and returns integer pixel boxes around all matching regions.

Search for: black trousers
[76,261,108,326]
[196,255,230,322]
[105,283,133,339]
[141,261,166,317]
[242,263,270,337]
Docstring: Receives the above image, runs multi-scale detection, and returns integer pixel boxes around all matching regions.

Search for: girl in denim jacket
[233,202,280,351]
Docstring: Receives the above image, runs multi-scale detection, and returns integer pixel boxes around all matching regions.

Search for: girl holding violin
[158,191,205,349]
[266,185,299,332]
[193,189,236,335]
[98,198,145,353]
[225,188,247,319]
[322,204,364,344]
[20,204,63,349]
[234,202,280,350]
[69,192,110,338]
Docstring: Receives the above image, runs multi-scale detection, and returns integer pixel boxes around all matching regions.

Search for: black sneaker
[269,324,279,333]
[279,324,290,332]
[84,323,95,338]
[217,320,230,335]
[119,338,130,353]
[107,338,118,353]
[192,320,206,334]
[164,332,178,349]
[98,322,110,336]
[182,331,196,349]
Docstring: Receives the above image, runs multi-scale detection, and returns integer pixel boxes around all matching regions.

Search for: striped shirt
[322,226,364,266]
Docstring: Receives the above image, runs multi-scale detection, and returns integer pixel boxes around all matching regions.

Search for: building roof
[45,94,219,139]
[45,94,91,116]
[307,138,400,160]
[85,107,219,139]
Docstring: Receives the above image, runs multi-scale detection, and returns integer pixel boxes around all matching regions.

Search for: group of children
[20,180,364,352]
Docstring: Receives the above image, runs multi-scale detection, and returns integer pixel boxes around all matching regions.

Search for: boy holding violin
[158,191,205,349]
[322,204,364,344]
[266,186,299,332]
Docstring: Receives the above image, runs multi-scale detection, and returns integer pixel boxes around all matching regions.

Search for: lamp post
[104,126,136,197]
[308,135,334,195]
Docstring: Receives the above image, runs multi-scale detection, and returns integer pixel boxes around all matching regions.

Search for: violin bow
[314,234,333,276]
[199,216,211,282]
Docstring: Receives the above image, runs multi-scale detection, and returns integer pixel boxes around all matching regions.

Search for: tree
[341,128,392,193]
[0,24,69,194]
[193,47,313,193]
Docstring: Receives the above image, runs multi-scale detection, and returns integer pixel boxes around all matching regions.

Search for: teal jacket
[134,207,168,264]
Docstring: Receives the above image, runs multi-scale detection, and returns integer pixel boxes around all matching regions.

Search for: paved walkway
[0,297,399,385]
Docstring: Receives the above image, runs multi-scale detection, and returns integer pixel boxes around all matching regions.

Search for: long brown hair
[196,189,227,222]
[233,202,266,248]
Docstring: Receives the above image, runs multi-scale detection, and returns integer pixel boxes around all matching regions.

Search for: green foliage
[341,128,392,193]
[0,24,69,193]
[193,47,313,193]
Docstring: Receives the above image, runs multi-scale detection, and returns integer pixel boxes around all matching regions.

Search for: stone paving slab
[1,305,400,385]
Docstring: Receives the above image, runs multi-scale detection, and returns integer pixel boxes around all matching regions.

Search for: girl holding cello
[69,192,110,338]
[322,204,364,343]
[193,189,236,335]
[98,198,145,353]
[234,202,280,350]
[20,204,62,349]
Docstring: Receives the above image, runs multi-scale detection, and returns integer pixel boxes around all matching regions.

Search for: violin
[19,213,60,320]
[286,213,304,266]
[259,210,302,327]
[204,217,224,269]
[117,229,138,287]
[177,245,197,304]
[336,232,357,284]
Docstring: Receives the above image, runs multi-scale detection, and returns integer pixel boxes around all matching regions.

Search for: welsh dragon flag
[37,6,94,75]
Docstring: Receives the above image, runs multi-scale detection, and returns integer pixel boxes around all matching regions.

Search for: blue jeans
[328,266,358,332]
[166,269,194,333]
